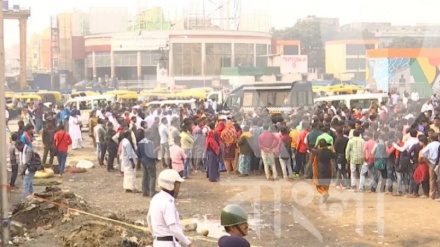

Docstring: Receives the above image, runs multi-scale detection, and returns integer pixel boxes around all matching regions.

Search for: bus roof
[229,81,313,94]
[314,93,388,102]
[65,95,115,102]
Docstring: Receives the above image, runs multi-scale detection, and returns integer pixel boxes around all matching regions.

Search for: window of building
[113,51,137,67]
[256,44,268,67]
[346,44,375,55]
[283,45,299,55]
[140,50,161,67]
[94,52,111,67]
[234,43,254,67]
[346,58,366,70]
[173,43,202,76]
[205,43,232,75]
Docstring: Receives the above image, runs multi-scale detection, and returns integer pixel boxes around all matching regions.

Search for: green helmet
[220,204,248,226]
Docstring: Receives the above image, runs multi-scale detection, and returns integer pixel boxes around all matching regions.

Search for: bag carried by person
[26,152,42,173]
[51,132,66,156]
[373,143,387,170]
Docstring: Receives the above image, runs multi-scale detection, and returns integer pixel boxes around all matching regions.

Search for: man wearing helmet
[147,169,193,247]
[218,204,251,247]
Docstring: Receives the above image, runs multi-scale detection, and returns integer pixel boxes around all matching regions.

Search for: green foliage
[387,37,423,48]
[272,19,374,70]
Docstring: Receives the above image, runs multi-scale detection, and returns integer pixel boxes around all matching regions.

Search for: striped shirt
[345,136,365,165]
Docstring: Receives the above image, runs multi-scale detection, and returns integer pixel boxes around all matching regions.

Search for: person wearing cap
[218,204,251,247]
[147,169,193,247]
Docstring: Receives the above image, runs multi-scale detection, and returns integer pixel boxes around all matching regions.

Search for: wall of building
[366,48,440,94]
[28,28,51,72]
[325,43,346,78]
[58,13,73,72]
[325,40,378,80]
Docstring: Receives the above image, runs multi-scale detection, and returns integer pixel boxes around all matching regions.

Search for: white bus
[314,93,388,111]
[64,95,116,126]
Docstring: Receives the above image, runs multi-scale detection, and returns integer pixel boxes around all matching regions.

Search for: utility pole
[0,0,10,245]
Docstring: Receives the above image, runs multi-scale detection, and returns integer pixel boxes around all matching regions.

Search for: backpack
[373,143,387,170]
[395,150,411,172]
[26,152,42,173]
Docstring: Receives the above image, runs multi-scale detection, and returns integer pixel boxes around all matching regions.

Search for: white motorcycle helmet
[158,169,185,191]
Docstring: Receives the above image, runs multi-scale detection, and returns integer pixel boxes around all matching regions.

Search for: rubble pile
[12,186,89,230]
[10,186,153,246]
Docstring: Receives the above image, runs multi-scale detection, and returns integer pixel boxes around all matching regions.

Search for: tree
[387,37,423,48]
[272,18,338,70]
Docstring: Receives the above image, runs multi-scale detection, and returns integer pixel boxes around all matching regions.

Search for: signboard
[50,16,59,74]
[280,55,308,74]
[111,36,169,51]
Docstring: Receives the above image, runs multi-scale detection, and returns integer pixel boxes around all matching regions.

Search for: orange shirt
[289,129,299,148]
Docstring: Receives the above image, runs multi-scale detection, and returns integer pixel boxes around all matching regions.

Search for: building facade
[325,39,378,81]
[84,30,274,87]
[366,48,440,96]
[28,28,51,72]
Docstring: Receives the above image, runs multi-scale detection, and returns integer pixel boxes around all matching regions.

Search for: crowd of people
[7,92,440,205]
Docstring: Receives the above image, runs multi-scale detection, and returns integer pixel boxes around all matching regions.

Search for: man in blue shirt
[422,133,440,199]
[20,124,34,148]
[137,131,160,197]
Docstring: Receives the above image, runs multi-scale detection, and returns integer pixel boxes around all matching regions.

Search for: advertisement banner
[280,55,308,74]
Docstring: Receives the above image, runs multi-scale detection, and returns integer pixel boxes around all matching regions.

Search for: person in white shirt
[410,90,420,102]
[145,111,156,129]
[391,93,399,105]
[130,107,143,129]
[393,129,419,152]
[421,99,434,113]
[212,99,218,112]
[147,169,192,247]
[159,118,171,168]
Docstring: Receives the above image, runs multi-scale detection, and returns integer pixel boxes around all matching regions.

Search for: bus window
[243,92,253,107]
[275,91,289,106]
[258,92,268,107]
[307,91,314,105]
[225,95,240,109]
[350,99,378,109]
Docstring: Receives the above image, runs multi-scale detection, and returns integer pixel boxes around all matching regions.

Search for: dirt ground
[6,122,440,247]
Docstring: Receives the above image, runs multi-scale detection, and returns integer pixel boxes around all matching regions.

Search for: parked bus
[314,93,388,111]
[223,81,314,113]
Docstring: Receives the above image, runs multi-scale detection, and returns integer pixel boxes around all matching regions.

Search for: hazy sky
[4,0,440,47]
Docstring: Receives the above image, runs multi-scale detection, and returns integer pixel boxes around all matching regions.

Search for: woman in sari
[215,121,226,172]
[311,139,335,203]
[233,123,243,174]
[206,122,220,182]
[221,121,238,174]
[237,126,253,176]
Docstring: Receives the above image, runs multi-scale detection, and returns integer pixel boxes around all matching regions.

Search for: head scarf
[206,130,220,155]
[221,121,237,146]
[215,121,225,135]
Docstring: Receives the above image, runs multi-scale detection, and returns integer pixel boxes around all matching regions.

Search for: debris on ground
[61,221,152,247]
[76,160,94,169]
[65,166,88,174]
[12,186,89,230]
[33,180,62,186]
[10,186,153,246]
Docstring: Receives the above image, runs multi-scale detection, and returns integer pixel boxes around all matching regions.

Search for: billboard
[280,55,308,74]
[111,36,169,51]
